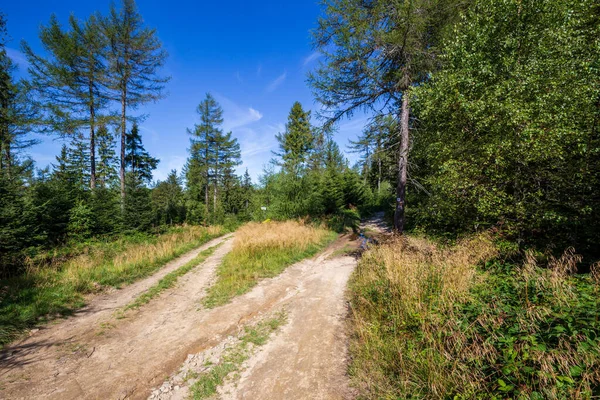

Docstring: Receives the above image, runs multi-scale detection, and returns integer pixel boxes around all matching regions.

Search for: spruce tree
[125,122,158,183]
[185,93,223,223]
[212,130,241,217]
[96,124,118,189]
[123,173,152,231]
[241,168,253,211]
[152,170,185,225]
[274,102,313,176]
[68,131,91,190]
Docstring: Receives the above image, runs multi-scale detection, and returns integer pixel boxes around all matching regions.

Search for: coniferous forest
[1,0,600,398]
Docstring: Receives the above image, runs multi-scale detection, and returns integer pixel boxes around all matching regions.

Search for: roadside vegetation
[203,221,336,308]
[0,225,224,345]
[349,235,600,399]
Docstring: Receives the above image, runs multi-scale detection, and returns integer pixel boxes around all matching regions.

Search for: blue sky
[3,0,367,182]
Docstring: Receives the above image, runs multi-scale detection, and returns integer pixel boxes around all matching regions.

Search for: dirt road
[0,219,384,399]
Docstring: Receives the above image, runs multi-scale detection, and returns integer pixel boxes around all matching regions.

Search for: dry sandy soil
[0,218,386,399]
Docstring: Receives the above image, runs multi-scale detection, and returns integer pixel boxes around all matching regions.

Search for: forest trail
[0,217,387,399]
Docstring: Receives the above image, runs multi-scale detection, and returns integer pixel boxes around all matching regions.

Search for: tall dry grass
[39,225,224,291]
[204,220,336,308]
[349,234,600,399]
[232,220,330,255]
[0,225,224,345]
[349,234,497,398]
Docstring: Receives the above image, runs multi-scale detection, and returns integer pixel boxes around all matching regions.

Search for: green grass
[328,243,357,258]
[119,244,221,314]
[190,312,287,399]
[348,235,600,399]
[0,225,224,346]
[203,230,336,308]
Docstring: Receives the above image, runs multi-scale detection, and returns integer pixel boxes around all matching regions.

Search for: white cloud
[214,94,263,132]
[339,116,370,133]
[153,155,187,182]
[139,125,160,144]
[235,123,283,181]
[266,71,287,92]
[6,47,29,69]
[257,64,262,77]
[303,51,321,66]
[235,71,243,83]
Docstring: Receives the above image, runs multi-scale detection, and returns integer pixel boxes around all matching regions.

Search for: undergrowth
[0,225,224,346]
[349,234,600,399]
[203,220,336,308]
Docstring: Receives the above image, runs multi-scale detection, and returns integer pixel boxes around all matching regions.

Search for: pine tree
[103,0,169,204]
[322,139,346,213]
[348,131,372,184]
[125,122,158,183]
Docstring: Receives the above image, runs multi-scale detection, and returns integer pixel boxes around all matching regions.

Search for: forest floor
[0,216,388,400]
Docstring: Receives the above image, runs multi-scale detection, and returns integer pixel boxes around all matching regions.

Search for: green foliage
[184,93,242,225]
[95,124,119,189]
[349,237,600,399]
[274,101,314,175]
[151,170,186,226]
[89,186,122,234]
[410,0,600,255]
[67,200,94,240]
[326,208,361,233]
[261,102,371,224]
[123,173,153,232]
[0,173,38,276]
[125,122,159,183]
[456,260,600,398]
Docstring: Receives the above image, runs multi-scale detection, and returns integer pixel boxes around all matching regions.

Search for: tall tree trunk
[204,145,210,225]
[90,124,96,190]
[0,102,9,177]
[213,147,218,218]
[364,152,369,184]
[120,91,127,209]
[2,141,10,179]
[89,87,96,190]
[394,93,410,233]
[378,157,382,195]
